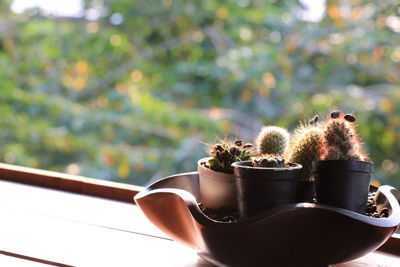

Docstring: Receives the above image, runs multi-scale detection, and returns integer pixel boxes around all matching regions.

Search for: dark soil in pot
[313,160,374,214]
[198,191,387,223]
[365,192,389,218]
[232,161,302,218]
[198,204,240,223]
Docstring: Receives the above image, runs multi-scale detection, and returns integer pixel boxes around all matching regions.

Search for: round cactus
[206,139,253,173]
[287,120,323,181]
[252,154,286,168]
[321,111,368,161]
[255,126,290,155]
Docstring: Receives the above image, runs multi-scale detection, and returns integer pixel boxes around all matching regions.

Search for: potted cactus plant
[198,139,252,210]
[286,115,323,202]
[312,111,374,213]
[230,125,301,218]
[232,154,302,218]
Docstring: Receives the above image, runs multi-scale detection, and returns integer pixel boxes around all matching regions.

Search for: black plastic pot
[232,161,302,218]
[295,180,315,203]
[313,160,374,214]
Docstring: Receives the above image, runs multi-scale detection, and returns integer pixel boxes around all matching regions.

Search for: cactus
[255,126,290,155]
[206,139,253,173]
[321,110,368,161]
[252,154,286,168]
[287,115,324,181]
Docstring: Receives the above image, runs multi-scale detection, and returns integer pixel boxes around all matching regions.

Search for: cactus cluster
[255,126,290,155]
[206,139,253,173]
[287,115,323,181]
[252,154,286,168]
[321,110,368,161]
[202,110,369,176]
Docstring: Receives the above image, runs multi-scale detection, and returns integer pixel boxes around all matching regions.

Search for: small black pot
[295,180,315,203]
[313,160,374,214]
[232,161,302,218]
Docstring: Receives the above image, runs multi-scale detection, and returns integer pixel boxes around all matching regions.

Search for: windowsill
[0,163,142,203]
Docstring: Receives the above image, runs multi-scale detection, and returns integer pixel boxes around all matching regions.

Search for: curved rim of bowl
[134,172,400,228]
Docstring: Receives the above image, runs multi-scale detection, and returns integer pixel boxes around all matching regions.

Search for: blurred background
[1,0,400,188]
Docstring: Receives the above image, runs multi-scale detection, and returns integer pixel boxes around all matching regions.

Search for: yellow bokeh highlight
[351,7,362,21]
[216,7,229,20]
[76,61,88,73]
[115,82,126,93]
[131,69,143,82]
[239,27,252,41]
[192,31,205,43]
[386,72,398,83]
[391,47,400,62]
[380,98,394,113]
[62,61,89,91]
[389,116,400,127]
[183,99,197,108]
[72,77,86,91]
[118,160,130,178]
[209,108,223,120]
[96,95,109,108]
[27,158,38,168]
[376,16,386,29]
[110,34,122,46]
[220,120,232,133]
[87,22,99,33]
[285,42,297,53]
[258,87,270,98]
[162,0,173,8]
[262,72,276,88]
[241,90,252,103]
[328,6,341,19]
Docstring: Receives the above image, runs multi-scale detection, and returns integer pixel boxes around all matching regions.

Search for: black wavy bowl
[134,172,400,267]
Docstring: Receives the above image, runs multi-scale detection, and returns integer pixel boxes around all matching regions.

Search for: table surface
[0,179,399,267]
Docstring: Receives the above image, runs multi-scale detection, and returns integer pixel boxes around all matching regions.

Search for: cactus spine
[252,154,286,168]
[255,126,290,155]
[321,111,368,161]
[287,115,323,181]
[206,139,253,173]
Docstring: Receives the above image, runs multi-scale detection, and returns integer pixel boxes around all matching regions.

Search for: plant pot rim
[232,160,302,171]
[313,159,374,173]
[197,157,212,166]
[197,157,233,172]
[314,159,373,164]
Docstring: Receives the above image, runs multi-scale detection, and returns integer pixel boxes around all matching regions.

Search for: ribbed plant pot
[197,157,237,210]
[313,160,374,214]
[295,180,315,203]
[232,161,302,218]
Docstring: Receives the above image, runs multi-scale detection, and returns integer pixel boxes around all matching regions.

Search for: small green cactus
[252,154,286,168]
[287,115,323,181]
[206,139,253,173]
[321,110,368,161]
[255,126,290,155]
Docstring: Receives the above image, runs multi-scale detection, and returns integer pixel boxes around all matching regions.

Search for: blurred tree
[0,0,400,187]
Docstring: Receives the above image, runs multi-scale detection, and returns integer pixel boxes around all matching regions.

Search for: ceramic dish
[134,172,400,266]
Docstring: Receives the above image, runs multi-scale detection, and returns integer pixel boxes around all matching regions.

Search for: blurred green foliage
[1,0,400,187]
